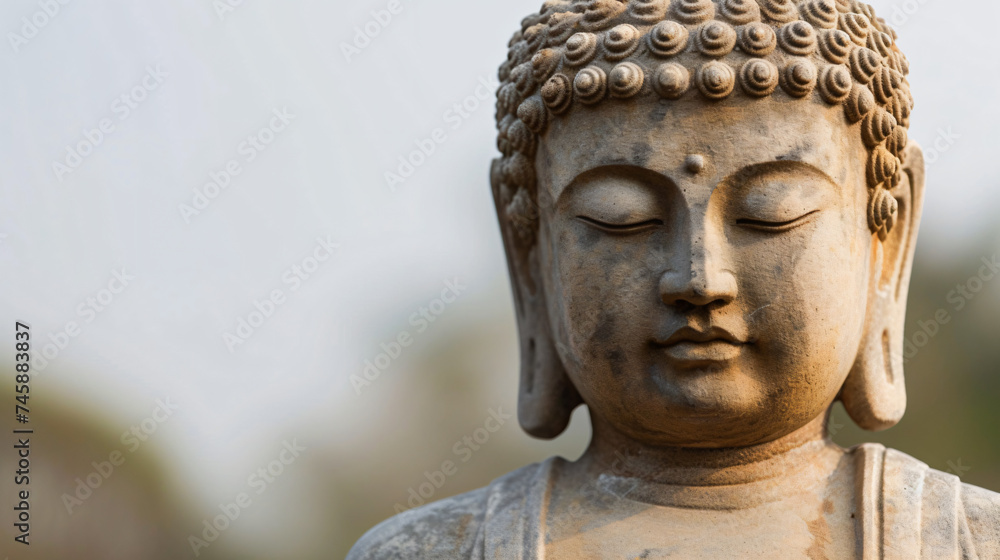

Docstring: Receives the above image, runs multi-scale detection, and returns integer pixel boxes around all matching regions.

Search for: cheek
[740,214,870,383]
[545,223,654,371]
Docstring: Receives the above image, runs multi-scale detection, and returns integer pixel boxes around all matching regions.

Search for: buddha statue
[348,0,1000,557]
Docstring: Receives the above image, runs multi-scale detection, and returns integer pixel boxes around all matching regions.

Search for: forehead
[537,96,865,199]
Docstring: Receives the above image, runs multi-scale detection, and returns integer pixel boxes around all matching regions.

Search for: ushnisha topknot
[493,0,914,244]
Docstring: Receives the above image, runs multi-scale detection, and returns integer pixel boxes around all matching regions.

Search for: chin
[613,399,767,443]
[622,418,772,449]
[651,364,764,412]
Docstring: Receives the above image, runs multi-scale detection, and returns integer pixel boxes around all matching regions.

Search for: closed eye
[736,210,819,232]
[576,216,664,233]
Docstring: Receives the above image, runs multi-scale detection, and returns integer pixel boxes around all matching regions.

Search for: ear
[491,159,582,439]
[841,142,926,431]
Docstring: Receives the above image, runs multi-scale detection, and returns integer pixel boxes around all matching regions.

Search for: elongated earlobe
[841,142,925,431]
[516,291,582,438]
[491,160,582,439]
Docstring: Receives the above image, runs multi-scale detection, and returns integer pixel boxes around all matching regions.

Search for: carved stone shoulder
[345,486,489,560]
[346,459,553,560]
[959,480,1000,558]
[863,445,999,558]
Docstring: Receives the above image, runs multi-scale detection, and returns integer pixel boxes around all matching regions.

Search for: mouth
[652,326,749,365]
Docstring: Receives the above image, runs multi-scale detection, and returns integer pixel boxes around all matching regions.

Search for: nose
[659,230,737,309]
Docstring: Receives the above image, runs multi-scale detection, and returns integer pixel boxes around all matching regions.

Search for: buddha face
[534,97,875,448]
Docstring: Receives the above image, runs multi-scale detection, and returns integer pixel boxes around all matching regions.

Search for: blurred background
[1,0,998,558]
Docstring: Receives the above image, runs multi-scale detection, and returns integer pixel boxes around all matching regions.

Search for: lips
[653,326,748,364]
[658,326,745,346]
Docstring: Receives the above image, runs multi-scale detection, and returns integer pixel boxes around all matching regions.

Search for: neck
[579,410,839,488]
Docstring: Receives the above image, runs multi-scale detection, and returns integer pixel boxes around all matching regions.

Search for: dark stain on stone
[606,347,625,366]
[650,100,671,122]
[578,227,602,251]
[776,142,813,162]
[806,510,833,560]
[631,142,653,167]
[594,316,615,343]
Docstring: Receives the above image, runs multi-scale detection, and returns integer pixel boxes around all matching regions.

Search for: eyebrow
[561,160,836,193]
[556,164,678,206]
[721,160,840,192]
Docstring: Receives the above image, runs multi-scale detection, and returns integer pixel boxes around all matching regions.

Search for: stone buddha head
[491,0,923,449]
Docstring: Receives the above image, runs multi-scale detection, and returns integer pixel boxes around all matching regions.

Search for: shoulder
[345,485,489,560]
[883,446,1000,556]
[345,459,554,560]
[918,461,1000,552]
[958,479,1000,558]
